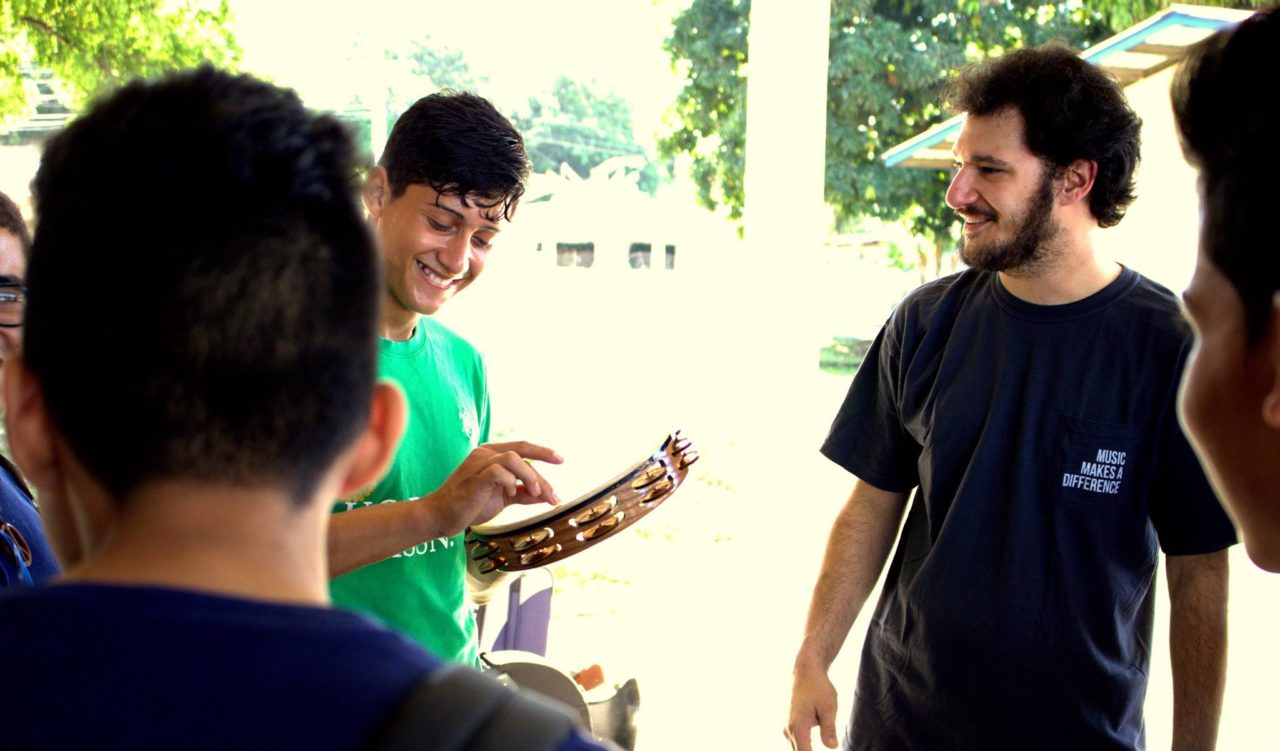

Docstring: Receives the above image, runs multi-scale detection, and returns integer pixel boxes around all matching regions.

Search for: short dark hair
[1173,7,1280,343]
[947,43,1141,228]
[0,190,30,254]
[379,90,529,221]
[27,66,381,503]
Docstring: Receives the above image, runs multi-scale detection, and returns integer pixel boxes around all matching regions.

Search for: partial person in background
[1174,5,1280,573]
[328,91,565,666]
[0,189,57,586]
[0,66,607,751]
[786,43,1235,751]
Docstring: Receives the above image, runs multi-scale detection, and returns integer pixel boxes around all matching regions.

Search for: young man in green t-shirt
[328,91,561,664]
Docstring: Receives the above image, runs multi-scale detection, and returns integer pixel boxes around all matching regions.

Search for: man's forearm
[795,479,909,672]
[324,441,565,579]
[1167,550,1230,751]
[327,497,441,577]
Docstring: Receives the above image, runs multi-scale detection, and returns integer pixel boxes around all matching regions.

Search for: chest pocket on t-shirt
[1053,415,1143,506]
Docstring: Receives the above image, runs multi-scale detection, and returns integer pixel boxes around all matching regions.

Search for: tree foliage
[404,38,482,93]
[0,0,239,119]
[345,37,659,190]
[391,40,658,191]
[662,0,1263,261]
[512,77,658,192]
[661,0,750,218]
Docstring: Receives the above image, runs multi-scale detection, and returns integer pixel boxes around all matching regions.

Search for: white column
[743,0,832,249]
[738,0,832,396]
[699,0,840,701]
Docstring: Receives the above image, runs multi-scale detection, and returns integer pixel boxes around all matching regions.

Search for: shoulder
[0,455,31,503]
[900,269,982,308]
[423,317,474,349]
[883,269,991,342]
[0,584,444,687]
[1113,269,1194,342]
[1123,270,1186,313]
[897,270,988,317]
[423,317,485,362]
[0,585,445,749]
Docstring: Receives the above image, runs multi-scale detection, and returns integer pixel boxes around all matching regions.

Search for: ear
[362,166,389,221]
[1262,293,1280,429]
[4,356,61,492]
[336,380,407,498]
[1058,159,1098,208]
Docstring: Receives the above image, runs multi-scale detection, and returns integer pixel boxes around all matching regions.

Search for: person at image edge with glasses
[0,189,57,588]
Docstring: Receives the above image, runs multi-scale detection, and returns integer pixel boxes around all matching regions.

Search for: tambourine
[467,430,699,573]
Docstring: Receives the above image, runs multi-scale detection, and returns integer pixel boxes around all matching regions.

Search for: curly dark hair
[1173,7,1280,343]
[28,66,380,503]
[947,43,1141,228]
[379,90,529,221]
[0,189,30,253]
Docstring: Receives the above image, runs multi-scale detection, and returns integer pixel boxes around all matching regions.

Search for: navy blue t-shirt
[822,268,1236,750]
[0,584,609,750]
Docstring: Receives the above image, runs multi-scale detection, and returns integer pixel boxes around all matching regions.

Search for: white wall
[0,145,41,223]
[1094,65,1201,295]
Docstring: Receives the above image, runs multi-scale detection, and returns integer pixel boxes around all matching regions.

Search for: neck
[997,226,1120,305]
[379,292,419,342]
[62,481,332,605]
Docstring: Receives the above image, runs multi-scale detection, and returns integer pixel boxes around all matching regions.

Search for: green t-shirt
[329,317,489,664]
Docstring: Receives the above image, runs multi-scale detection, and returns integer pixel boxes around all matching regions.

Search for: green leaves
[0,0,239,119]
[659,0,749,219]
[662,0,1264,269]
[512,76,659,193]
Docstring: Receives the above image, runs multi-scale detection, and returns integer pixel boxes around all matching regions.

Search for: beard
[958,170,1060,273]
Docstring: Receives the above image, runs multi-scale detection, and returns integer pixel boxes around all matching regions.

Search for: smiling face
[364,168,502,339]
[0,226,26,411]
[947,108,1062,274]
[0,227,24,366]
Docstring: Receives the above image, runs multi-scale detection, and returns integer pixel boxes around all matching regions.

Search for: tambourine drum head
[473,501,576,537]
[467,430,698,572]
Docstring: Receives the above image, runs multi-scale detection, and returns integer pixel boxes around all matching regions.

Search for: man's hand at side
[785,657,840,751]
[783,479,908,751]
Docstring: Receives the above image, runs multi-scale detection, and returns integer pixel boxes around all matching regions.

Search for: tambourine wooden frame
[466,430,698,572]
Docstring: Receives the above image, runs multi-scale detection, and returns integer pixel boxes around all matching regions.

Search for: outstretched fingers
[483,441,564,466]
[481,446,561,504]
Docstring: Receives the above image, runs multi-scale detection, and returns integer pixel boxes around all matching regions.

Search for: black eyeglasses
[0,281,26,328]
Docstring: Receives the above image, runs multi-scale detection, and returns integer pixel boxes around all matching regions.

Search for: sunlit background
[1,1,1276,748]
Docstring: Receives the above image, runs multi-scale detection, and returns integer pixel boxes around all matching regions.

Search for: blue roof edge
[880,8,1243,168]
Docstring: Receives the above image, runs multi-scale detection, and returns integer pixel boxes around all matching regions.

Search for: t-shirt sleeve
[1147,348,1237,556]
[475,352,491,446]
[820,311,921,493]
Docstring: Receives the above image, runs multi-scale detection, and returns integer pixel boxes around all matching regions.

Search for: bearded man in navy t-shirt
[785,44,1236,751]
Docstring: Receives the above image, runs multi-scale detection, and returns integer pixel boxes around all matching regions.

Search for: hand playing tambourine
[467,430,698,574]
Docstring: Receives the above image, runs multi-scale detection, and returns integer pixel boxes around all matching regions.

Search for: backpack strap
[365,664,579,751]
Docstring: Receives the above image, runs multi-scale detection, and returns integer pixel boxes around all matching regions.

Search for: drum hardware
[481,650,640,751]
[467,430,698,573]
